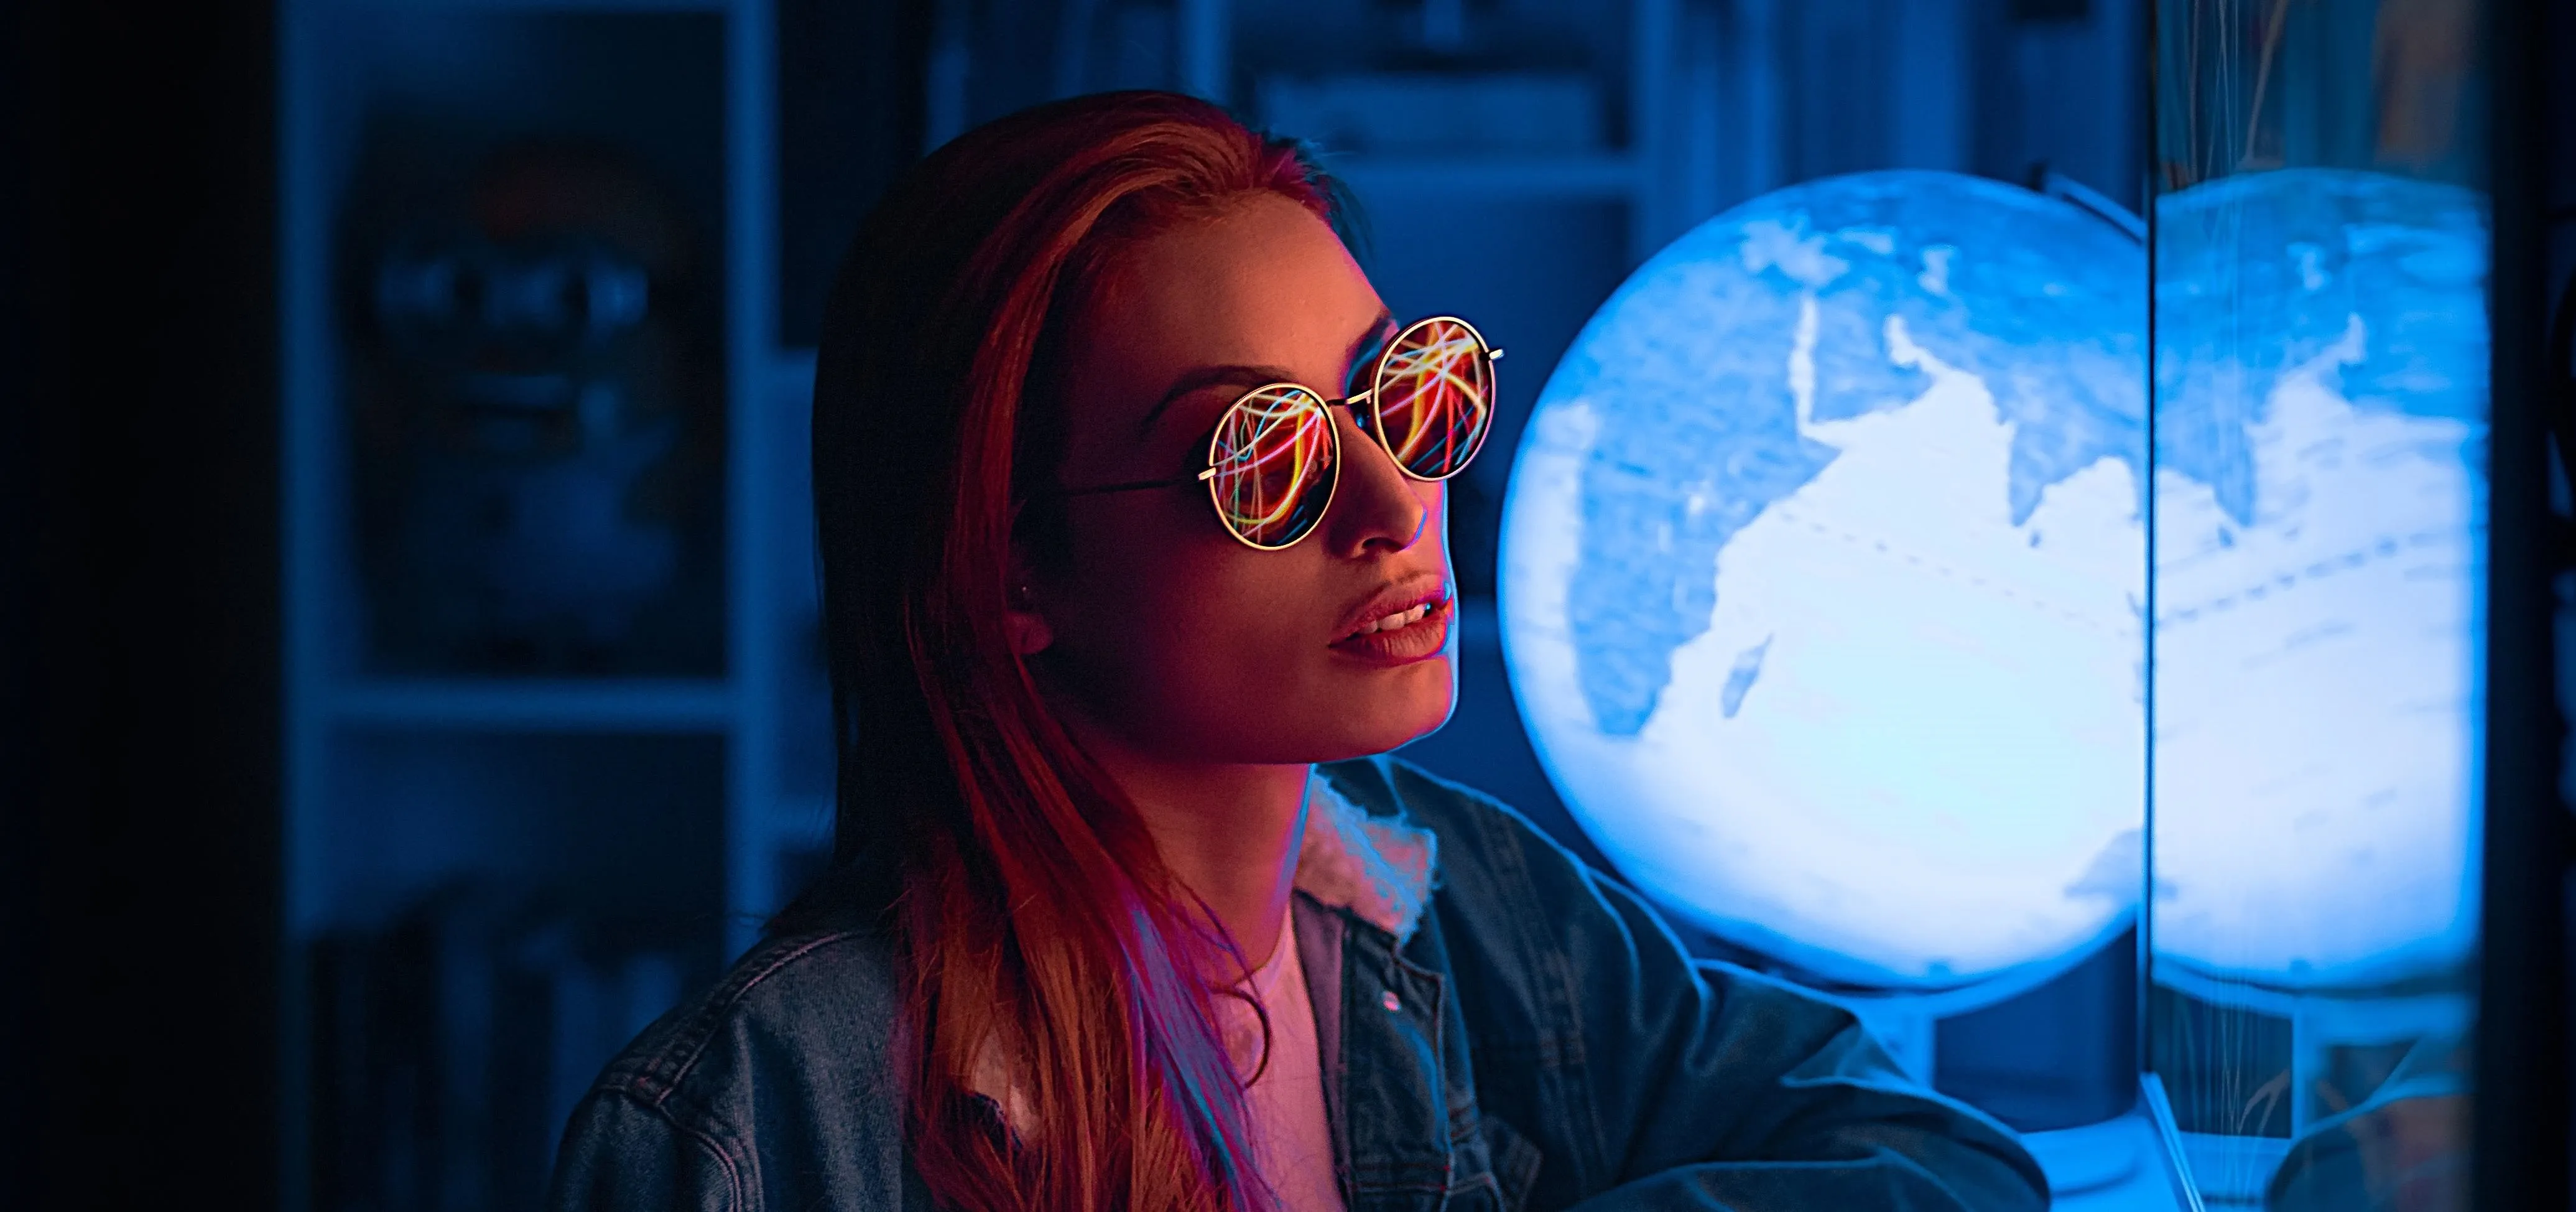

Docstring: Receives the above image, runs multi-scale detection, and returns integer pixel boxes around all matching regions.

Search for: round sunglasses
[1052,316,1501,550]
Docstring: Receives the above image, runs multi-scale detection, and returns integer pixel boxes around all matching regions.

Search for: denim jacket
[550,755,2049,1211]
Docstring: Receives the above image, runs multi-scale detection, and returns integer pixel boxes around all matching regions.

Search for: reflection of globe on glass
[1500,170,2147,992]
[2149,169,2488,990]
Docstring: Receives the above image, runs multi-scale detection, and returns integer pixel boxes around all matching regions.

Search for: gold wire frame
[1062,315,1503,551]
[1188,315,1501,549]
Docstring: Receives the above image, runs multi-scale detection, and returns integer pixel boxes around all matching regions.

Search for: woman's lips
[1328,594,1453,665]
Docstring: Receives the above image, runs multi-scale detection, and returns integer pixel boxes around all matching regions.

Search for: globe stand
[1835,984,2151,1198]
[1810,913,2139,1088]
[1808,923,2154,1197]
[2154,960,2474,1135]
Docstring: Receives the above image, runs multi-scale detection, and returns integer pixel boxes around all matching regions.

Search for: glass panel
[2147,2,2489,1208]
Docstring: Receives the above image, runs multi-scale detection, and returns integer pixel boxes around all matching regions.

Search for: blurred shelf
[328,678,736,731]
[1321,152,1644,200]
[314,0,734,12]
[769,792,837,847]
[296,729,731,928]
[771,347,817,397]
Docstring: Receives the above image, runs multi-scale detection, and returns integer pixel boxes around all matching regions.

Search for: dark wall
[16,2,283,1208]
[2,0,42,1196]
[2474,1,2576,1208]
[777,0,934,346]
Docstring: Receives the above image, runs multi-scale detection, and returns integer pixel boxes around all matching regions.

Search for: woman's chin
[1312,659,1457,760]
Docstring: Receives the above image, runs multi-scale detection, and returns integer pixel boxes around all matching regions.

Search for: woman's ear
[1005,551,1055,656]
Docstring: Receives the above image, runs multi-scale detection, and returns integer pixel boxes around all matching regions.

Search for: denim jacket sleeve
[1351,757,2050,1212]
[1557,871,2050,1210]
[552,1089,741,1212]
[545,927,924,1212]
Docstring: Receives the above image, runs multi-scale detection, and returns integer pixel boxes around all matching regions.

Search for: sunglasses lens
[1207,385,1337,549]
[1371,317,1494,480]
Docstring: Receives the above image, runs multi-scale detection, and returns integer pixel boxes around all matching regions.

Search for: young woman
[552,91,2047,1212]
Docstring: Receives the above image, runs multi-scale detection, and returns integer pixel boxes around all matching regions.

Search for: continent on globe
[1502,170,2148,991]
[1555,177,2143,740]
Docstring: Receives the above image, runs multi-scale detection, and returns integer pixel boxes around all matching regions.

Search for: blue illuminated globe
[2149,169,2489,991]
[1499,170,2147,992]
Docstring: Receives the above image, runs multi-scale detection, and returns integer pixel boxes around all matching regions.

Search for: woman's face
[1027,193,1455,766]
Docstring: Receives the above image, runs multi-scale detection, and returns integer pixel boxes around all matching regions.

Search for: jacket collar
[1293,770,1438,946]
[966,768,1439,1134]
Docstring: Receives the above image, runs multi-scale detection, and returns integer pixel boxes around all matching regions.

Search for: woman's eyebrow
[1346,310,1399,376]
[1134,310,1399,435]
[1135,364,1299,435]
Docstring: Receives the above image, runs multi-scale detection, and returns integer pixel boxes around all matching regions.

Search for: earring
[1006,584,1052,655]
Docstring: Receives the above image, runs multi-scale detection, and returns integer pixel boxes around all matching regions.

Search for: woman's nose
[1321,408,1434,557]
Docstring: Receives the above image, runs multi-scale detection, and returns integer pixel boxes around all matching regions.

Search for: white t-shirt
[1216,908,1346,1212]
[969,907,1348,1211]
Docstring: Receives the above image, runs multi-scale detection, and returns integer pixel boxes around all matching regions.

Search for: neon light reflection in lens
[1207,384,1338,548]
[1373,319,1493,480]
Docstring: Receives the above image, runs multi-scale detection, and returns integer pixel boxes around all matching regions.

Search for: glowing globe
[2149,169,2488,990]
[1499,170,2147,992]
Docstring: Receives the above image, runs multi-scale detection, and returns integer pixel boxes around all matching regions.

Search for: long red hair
[794,91,1348,1212]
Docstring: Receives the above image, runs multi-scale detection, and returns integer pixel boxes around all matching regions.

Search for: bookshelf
[276,0,781,1206]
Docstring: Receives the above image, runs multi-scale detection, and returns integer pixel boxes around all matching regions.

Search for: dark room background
[12,1,2572,1211]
